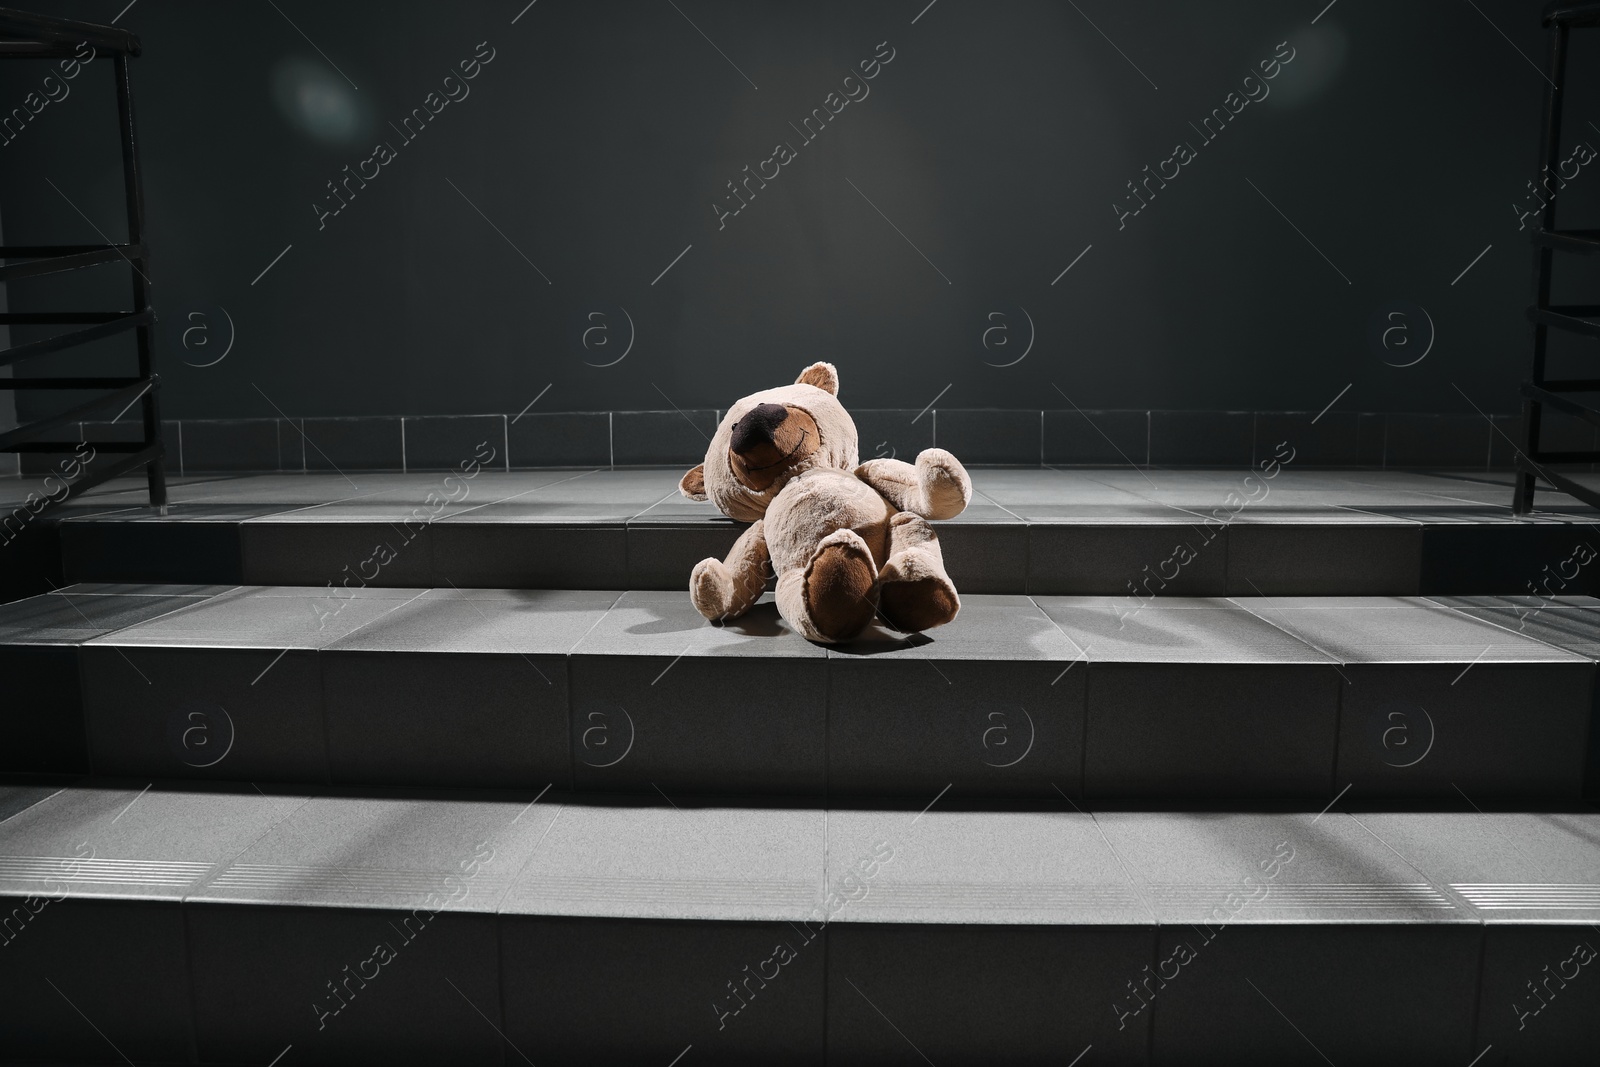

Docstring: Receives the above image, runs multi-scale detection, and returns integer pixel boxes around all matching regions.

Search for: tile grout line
[328,587,432,646]
[1226,594,1351,682]
[1055,786,1159,925]
[1421,596,1596,664]
[1344,812,1479,915]
[440,467,606,524]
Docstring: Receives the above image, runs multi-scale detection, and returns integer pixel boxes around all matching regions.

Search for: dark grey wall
[0,0,1582,422]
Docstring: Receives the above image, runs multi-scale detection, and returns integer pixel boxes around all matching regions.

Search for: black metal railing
[1514,2,1600,513]
[0,6,166,510]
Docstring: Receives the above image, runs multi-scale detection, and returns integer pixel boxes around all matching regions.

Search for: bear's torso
[764,467,895,574]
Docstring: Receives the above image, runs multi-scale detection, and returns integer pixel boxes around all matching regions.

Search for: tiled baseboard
[19,408,1573,474]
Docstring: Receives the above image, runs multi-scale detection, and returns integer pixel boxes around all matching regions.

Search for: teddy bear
[678,362,972,643]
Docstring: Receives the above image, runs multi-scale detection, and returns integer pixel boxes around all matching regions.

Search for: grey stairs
[3,467,1600,1065]
[0,785,1596,1065]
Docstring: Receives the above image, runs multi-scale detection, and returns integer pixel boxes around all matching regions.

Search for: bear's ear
[679,464,708,501]
[795,361,839,395]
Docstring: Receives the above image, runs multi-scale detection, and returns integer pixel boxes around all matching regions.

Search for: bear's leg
[690,519,769,622]
[877,512,960,633]
[775,528,879,642]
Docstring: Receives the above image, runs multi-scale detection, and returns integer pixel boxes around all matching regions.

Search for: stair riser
[54,518,1600,597]
[10,645,1596,800]
[1,900,1592,1066]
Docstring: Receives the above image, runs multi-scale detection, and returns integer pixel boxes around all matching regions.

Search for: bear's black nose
[730,403,789,454]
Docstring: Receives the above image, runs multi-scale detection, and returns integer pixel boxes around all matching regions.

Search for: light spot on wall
[270,56,369,145]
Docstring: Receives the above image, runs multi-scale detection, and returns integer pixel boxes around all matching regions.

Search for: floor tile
[926,508,1030,594]
[829,924,1152,1066]
[612,410,717,466]
[1255,411,1361,466]
[933,409,1042,465]
[0,899,192,1063]
[1149,923,1479,1066]
[0,784,309,901]
[1148,411,1253,466]
[188,903,502,1066]
[191,792,560,912]
[401,414,506,471]
[431,523,628,589]
[827,596,1085,798]
[301,416,405,471]
[1385,413,1492,468]
[506,411,611,468]
[827,657,1085,798]
[501,801,824,921]
[1350,811,1600,923]
[241,519,436,587]
[1225,523,1422,595]
[1229,596,1586,663]
[1033,596,1330,664]
[181,418,283,472]
[1096,811,1469,924]
[1334,663,1594,798]
[828,593,1083,662]
[0,589,217,644]
[569,593,826,793]
[1043,409,1148,466]
[322,651,569,787]
[89,587,419,650]
[1474,924,1600,1065]
[1083,663,1339,799]
[851,409,934,464]
[81,646,328,783]
[501,915,825,1066]
[1028,523,1229,596]
[0,645,84,773]
[624,521,744,591]
[823,808,1149,925]
[322,590,619,654]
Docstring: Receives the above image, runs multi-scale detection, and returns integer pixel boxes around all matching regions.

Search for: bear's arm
[689,519,771,622]
[854,449,971,520]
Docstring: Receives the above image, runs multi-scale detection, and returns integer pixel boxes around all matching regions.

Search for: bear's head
[679,361,857,521]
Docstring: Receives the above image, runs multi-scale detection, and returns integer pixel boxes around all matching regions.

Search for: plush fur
[680,362,971,643]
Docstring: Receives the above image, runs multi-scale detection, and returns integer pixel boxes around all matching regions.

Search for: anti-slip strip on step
[0,855,213,887]
[1145,883,1458,909]
[831,882,1144,910]
[206,864,516,896]
[508,877,814,907]
[1452,884,1600,908]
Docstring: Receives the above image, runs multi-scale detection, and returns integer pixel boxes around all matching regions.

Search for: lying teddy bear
[679,362,971,643]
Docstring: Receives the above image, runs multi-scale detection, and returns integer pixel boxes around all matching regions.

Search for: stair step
[25,467,1600,597]
[0,784,1594,1065]
[4,584,1597,800]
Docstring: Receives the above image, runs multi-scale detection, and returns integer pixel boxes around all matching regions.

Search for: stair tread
[1,585,1594,663]
[1,784,1595,925]
[10,466,1600,524]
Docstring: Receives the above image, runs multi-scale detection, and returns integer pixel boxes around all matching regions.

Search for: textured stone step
[0,784,1594,1065]
[3,584,1596,801]
[15,467,1600,598]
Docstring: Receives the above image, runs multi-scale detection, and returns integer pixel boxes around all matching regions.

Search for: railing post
[112,51,166,511]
